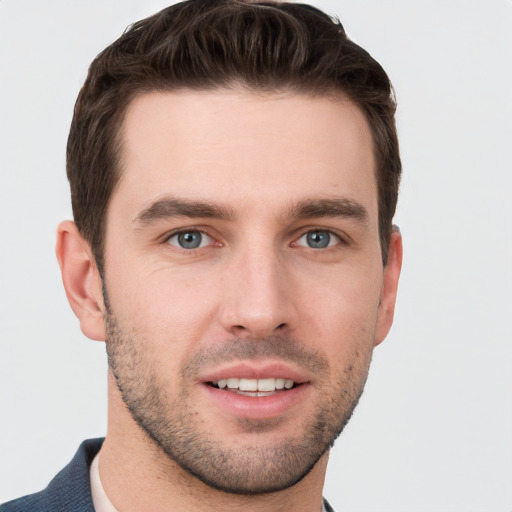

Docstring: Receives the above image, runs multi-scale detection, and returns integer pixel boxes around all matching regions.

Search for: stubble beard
[104,309,373,495]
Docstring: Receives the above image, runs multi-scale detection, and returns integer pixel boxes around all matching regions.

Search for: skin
[56,89,402,512]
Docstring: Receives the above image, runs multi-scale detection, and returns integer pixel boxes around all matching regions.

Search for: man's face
[101,89,398,494]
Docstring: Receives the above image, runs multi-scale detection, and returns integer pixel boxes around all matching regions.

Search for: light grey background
[1,1,511,511]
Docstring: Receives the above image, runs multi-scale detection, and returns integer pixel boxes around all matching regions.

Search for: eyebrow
[133,195,368,226]
[287,197,369,224]
[133,197,236,225]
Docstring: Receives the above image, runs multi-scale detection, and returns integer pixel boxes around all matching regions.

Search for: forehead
[114,89,377,221]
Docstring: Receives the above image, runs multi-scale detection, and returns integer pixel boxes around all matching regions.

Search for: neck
[100,374,328,512]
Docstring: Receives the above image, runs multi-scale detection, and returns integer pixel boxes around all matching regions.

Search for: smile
[210,377,296,396]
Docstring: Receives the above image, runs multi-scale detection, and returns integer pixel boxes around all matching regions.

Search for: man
[1,1,402,511]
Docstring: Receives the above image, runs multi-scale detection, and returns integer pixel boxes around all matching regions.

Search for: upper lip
[199,362,310,384]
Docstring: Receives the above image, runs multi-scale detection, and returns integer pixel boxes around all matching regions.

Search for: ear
[374,227,403,346]
[56,220,106,341]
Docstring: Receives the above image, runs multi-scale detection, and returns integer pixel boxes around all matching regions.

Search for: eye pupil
[307,231,330,248]
[178,231,202,249]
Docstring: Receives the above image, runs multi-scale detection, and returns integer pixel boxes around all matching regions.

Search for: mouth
[199,363,311,419]
[208,377,299,397]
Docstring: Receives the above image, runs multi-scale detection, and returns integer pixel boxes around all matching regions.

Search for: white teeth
[275,378,285,390]
[226,378,239,389]
[239,378,258,391]
[214,377,296,392]
[257,378,276,392]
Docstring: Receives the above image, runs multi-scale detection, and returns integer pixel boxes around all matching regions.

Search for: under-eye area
[208,377,301,397]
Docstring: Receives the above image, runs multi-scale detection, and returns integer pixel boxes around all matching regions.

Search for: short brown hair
[67,0,401,272]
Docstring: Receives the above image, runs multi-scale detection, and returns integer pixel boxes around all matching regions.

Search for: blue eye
[297,230,340,249]
[167,230,211,249]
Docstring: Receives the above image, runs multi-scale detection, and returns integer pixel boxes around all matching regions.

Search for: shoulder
[1,438,104,512]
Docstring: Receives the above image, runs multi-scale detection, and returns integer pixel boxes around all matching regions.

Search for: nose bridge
[221,239,297,337]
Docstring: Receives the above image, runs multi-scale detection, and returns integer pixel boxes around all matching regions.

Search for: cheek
[106,264,222,351]
[295,265,383,371]
[298,264,382,330]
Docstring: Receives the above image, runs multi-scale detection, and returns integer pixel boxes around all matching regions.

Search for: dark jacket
[1,438,103,512]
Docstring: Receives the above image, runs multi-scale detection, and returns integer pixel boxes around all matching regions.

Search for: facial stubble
[104,308,373,495]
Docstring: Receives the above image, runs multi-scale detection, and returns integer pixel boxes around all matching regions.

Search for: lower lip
[201,383,309,420]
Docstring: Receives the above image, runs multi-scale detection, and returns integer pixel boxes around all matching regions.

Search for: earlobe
[374,228,403,346]
[56,220,106,341]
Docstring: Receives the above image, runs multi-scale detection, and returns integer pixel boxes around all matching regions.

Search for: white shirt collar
[90,452,119,512]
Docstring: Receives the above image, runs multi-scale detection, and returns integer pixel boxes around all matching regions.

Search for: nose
[220,245,299,339]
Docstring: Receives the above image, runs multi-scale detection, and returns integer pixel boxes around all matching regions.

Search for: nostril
[230,323,287,335]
